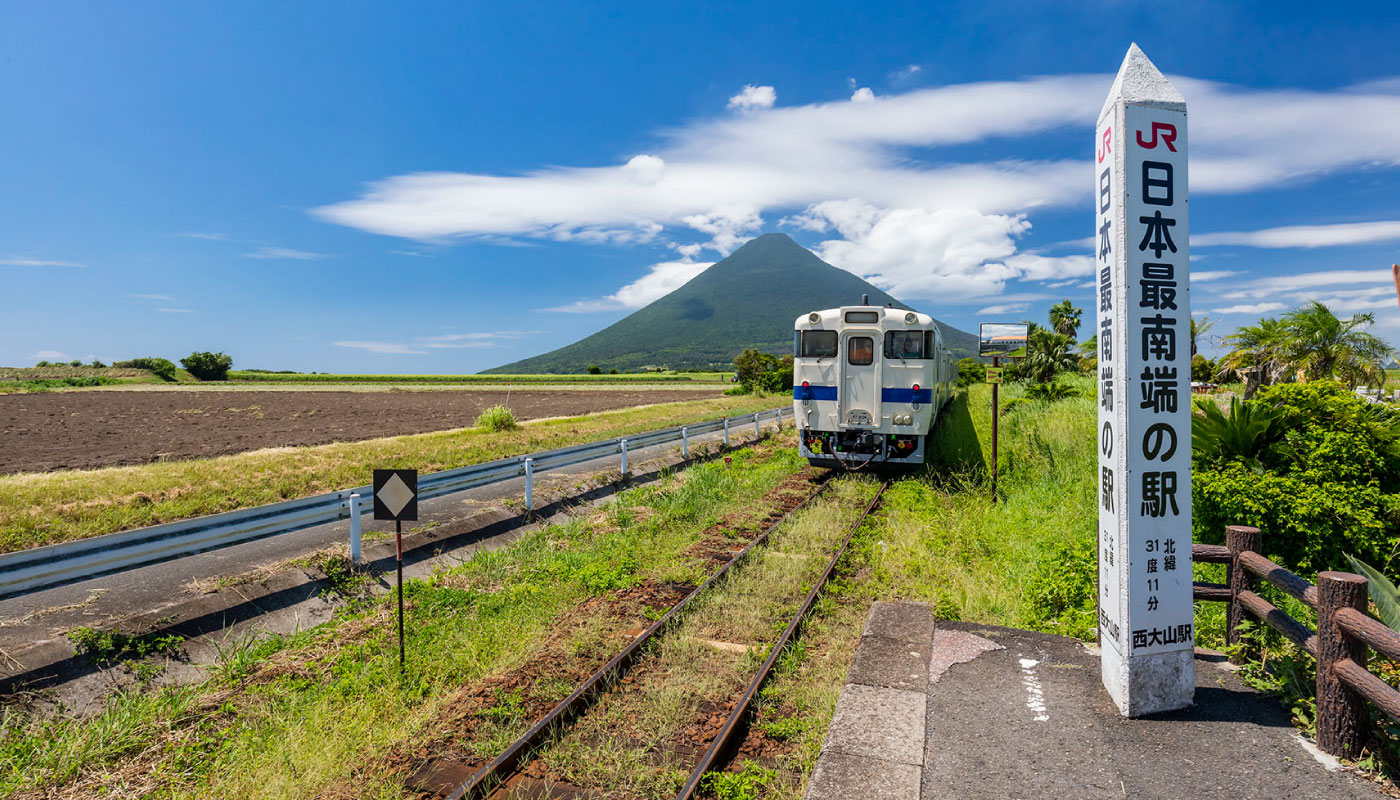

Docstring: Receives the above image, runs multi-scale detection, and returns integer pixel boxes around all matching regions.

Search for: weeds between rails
[409,476,887,800]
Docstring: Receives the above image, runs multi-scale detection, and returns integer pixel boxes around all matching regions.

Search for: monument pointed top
[1099,43,1186,121]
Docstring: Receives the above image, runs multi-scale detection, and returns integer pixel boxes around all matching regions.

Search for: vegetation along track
[409,476,888,800]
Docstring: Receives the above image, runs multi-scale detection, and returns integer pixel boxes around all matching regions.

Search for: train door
[840,331,878,427]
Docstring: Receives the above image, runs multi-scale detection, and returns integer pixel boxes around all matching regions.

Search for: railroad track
[407,475,888,800]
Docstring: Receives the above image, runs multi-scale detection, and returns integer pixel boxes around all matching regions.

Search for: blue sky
[5,1,1400,371]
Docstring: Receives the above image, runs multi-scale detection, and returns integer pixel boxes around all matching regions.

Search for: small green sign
[985,368,1003,384]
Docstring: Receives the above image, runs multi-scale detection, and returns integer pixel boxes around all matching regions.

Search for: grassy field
[0,395,779,554]
[226,371,730,384]
[0,439,810,799]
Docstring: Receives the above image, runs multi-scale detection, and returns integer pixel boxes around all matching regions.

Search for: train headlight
[893,413,913,425]
[905,312,916,324]
[808,312,820,323]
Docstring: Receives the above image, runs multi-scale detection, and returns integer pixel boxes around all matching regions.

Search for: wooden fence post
[1226,525,1262,665]
[1316,571,1369,759]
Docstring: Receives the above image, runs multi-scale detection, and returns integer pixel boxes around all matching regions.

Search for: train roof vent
[861,293,869,305]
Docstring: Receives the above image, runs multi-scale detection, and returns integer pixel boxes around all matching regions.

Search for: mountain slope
[487,233,978,373]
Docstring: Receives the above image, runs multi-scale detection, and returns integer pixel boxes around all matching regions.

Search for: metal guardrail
[0,407,792,601]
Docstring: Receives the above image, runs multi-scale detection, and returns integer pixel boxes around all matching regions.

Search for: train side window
[799,330,838,358]
[848,336,874,366]
[883,331,925,359]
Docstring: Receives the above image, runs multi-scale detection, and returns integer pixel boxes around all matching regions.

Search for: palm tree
[1279,301,1395,387]
[1219,317,1291,384]
[1190,315,1215,356]
[1015,327,1080,383]
[1048,299,1083,339]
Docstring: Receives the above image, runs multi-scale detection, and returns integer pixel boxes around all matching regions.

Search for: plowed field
[0,388,724,473]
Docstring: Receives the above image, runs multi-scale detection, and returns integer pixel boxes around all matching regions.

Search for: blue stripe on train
[793,384,839,401]
[881,387,933,404]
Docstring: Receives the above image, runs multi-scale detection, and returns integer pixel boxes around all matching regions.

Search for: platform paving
[806,603,1387,800]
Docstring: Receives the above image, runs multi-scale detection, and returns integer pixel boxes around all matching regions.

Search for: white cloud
[157,307,196,314]
[31,349,71,361]
[412,331,541,348]
[851,87,876,103]
[1219,268,1390,299]
[315,70,1400,304]
[1191,270,1239,282]
[1209,302,1286,315]
[175,232,227,240]
[333,341,426,355]
[728,84,776,110]
[550,259,714,313]
[130,293,175,301]
[244,246,328,260]
[977,303,1029,315]
[1002,253,1095,281]
[1,256,85,267]
[1194,220,1400,248]
[890,64,923,81]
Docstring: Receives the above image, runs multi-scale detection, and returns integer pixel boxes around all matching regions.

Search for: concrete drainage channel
[0,415,791,712]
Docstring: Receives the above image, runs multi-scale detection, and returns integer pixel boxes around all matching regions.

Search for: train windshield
[884,331,926,359]
[798,330,838,358]
[848,336,874,365]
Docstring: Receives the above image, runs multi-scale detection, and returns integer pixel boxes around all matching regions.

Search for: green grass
[225,370,728,384]
[0,396,780,554]
[0,441,806,799]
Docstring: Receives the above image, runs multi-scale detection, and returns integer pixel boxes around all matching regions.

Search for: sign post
[1096,44,1194,716]
[374,468,418,671]
[979,323,1028,504]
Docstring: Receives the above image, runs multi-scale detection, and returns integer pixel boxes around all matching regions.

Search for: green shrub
[587,364,602,374]
[475,404,518,431]
[180,351,233,381]
[1193,381,1400,574]
[1024,531,1098,639]
[702,761,780,800]
[957,357,986,387]
[115,357,179,381]
[33,360,50,367]
[1025,382,1079,401]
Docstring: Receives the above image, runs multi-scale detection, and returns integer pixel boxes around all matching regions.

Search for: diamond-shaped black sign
[373,469,418,522]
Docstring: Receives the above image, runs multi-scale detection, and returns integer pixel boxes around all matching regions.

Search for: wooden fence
[1192,525,1400,759]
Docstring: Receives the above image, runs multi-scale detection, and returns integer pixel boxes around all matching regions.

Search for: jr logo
[1136,122,1178,152]
[1098,127,1112,163]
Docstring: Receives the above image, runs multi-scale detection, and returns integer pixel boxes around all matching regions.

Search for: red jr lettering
[1136,122,1177,152]
[1097,128,1112,163]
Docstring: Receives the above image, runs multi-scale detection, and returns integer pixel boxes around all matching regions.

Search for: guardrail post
[620,439,629,478]
[754,413,760,437]
[1317,571,1369,759]
[524,458,534,514]
[349,493,362,564]
[1226,525,1262,664]
[723,417,730,447]
[682,427,689,459]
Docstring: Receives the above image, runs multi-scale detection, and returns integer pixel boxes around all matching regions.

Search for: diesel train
[792,296,957,468]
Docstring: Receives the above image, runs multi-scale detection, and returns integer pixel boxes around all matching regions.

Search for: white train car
[793,297,957,468]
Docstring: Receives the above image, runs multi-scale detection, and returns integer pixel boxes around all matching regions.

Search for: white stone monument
[1095,43,1194,716]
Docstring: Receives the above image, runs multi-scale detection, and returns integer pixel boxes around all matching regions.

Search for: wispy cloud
[175,232,227,241]
[31,349,71,361]
[1209,302,1287,315]
[1192,271,1239,282]
[1194,220,1400,248]
[548,259,714,313]
[130,293,175,301]
[333,340,427,355]
[244,246,328,260]
[157,307,196,314]
[889,64,923,81]
[977,303,1030,316]
[1,256,85,267]
[316,70,1400,305]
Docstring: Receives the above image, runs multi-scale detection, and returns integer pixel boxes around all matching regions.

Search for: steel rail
[674,480,889,800]
[0,407,792,601]
[444,471,832,800]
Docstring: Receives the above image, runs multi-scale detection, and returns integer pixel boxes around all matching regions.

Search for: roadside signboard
[979,323,1029,358]
[374,468,418,671]
[373,469,418,522]
[1096,44,1194,717]
[985,368,1003,384]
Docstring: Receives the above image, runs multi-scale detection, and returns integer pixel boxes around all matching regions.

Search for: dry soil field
[0,388,725,473]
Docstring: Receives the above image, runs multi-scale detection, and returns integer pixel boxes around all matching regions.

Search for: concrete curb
[805,601,936,800]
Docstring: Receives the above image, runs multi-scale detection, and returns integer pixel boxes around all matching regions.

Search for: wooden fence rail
[1191,525,1395,759]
